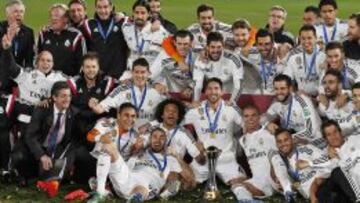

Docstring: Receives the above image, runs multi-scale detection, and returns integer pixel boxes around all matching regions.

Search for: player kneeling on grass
[94,127,184,202]
[87,102,144,201]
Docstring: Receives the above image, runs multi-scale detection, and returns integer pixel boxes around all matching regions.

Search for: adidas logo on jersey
[45,39,51,45]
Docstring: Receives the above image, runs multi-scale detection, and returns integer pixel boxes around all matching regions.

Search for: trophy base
[203,190,221,201]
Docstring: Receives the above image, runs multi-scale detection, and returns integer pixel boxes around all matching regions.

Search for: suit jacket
[25,105,79,160]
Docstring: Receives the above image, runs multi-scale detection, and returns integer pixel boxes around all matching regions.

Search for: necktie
[48,112,63,155]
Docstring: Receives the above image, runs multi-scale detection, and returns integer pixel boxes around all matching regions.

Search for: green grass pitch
[0,0,359,202]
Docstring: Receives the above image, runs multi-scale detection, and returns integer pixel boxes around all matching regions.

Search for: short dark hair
[242,103,260,115]
[51,81,70,97]
[273,74,292,87]
[206,32,224,46]
[82,52,100,65]
[304,5,320,17]
[232,19,251,31]
[174,29,194,41]
[132,58,150,71]
[274,128,295,138]
[298,24,317,37]
[352,82,360,91]
[255,28,273,43]
[349,13,360,27]
[197,4,214,17]
[321,119,342,138]
[154,98,186,124]
[150,127,166,138]
[68,0,86,9]
[203,77,223,91]
[132,0,150,12]
[325,41,344,53]
[319,0,338,10]
[118,102,137,115]
[95,0,112,6]
[323,69,343,83]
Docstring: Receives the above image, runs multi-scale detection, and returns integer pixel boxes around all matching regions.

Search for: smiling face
[37,51,54,74]
[69,2,86,24]
[233,27,250,48]
[276,131,294,156]
[174,36,192,57]
[49,7,68,31]
[348,18,360,41]
[300,30,317,54]
[326,48,344,70]
[257,36,273,59]
[352,88,360,111]
[205,81,222,104]
[243,107,260,132]
[53,88,72,111]
[150,129,167,153]
[117,107,137,131]
[82,58,100,81]
[274,80,291,103]
[95,0,112,20]
[207,41,223,61]
[132,65,149,88]
[198,10,214,32]
[268,9,285,31]
[323,125,343,148]
[322,74,340,99]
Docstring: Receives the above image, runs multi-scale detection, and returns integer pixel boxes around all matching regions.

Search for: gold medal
[210,132,216,139]
[292,181,301,189]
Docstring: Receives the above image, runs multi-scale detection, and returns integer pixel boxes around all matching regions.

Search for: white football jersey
[315,18,348,44]
[89,118,137,161]
[184,100,242,160]
[338,110,360,137]
[188,21,232,52]
[247,49,286,95]
[150,50,196,92]
[284,145,330,199]
[266,93,325,148]
[193,51,243,101]
[318,99,353,121]
[284,47,326,96]
[148,123,200,159]
[127,150,182,198]
[336,135,360,201]
[122,18,169,68]
[239,128,277,179]
[99,84,164,129]
[14,69,67,105]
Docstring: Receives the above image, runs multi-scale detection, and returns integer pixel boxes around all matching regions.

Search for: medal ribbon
[288,149,300,181]
[303,48,318,80]
[130,85,147,112]
[167,126,179,146]
[283,95,293,129]
[149,150,168,174]
[260,58,274,89]
[96,18,114,41]
[134,26,145,55]
[205,101,223,135]
[117,128,134,153]
[322,23,337,44]
[341,66,349,89]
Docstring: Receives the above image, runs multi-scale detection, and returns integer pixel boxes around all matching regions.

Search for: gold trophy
[203,146,221,201]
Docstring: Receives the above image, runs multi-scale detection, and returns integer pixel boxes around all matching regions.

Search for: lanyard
[260,58,274,89]
[284,96,293,129]
[167,126,179,146]
[322,23,337,44]
[288,149,300,181]
[149,150,167,173]
[130,85,147,112]
[205,101,223,134]
[303,48,318,80]
[341,67,349,89]
[117,129,134,153]
[96,18,114,41]
[134,26,145,54]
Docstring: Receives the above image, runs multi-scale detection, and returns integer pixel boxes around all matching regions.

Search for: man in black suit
[10,81,79,185]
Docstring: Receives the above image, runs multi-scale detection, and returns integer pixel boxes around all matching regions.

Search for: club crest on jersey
[148,100,153,107]
[259,138,264,145]
[78,88,83,94]
[64,39,71,47]
[126,93,131,100]
[113,26,118,32]
[356,116,360,123]
[198,36,203,43]
[222,115,227,122]
[31,72,38,79]
[96,88,101,94]
[32,80,37,84]
[198,108,204,115]
[296,56,302,65]
[350,147,355,152]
